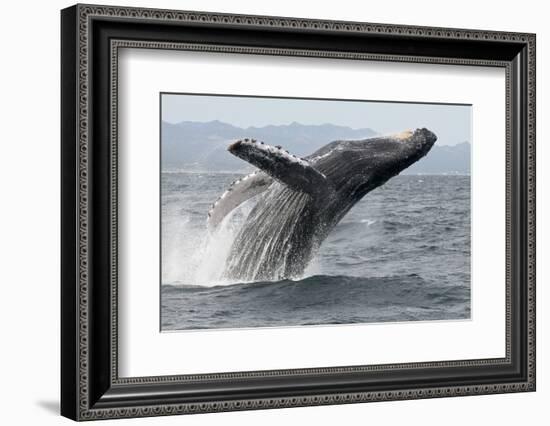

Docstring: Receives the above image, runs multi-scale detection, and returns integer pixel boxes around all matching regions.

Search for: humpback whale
[207,128,437,282]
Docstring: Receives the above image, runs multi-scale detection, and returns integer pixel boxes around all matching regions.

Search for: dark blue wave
[161,274,470,330]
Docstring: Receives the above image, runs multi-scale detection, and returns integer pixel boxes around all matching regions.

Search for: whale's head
[362,128,437,176]
[311,128,437,202]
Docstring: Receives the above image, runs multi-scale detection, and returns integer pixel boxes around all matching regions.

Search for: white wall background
[0,0,546,424]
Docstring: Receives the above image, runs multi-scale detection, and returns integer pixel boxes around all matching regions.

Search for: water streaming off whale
[223,184,313,282]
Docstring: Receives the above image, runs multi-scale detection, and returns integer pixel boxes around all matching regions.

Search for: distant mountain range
[405,141,470,174]
[161,120,470,174]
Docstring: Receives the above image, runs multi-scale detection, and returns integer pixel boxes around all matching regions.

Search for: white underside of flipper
[207,170,273,230]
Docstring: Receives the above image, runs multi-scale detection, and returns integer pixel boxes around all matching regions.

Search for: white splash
[194,205,251,286]
[162,194,255,287]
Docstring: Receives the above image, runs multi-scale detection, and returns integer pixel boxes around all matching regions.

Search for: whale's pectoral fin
[207,171,273,230]
[228,139,332,197]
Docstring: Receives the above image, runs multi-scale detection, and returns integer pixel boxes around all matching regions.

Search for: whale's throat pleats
[223,184,319,282]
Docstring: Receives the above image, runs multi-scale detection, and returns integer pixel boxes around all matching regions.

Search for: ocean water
[161,172,470,330]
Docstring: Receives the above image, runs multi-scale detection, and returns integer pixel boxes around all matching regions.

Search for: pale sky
[162,93,471,146]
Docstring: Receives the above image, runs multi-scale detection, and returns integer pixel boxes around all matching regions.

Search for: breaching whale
[207,128,437,282]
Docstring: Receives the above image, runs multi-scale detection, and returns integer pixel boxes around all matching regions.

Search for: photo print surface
[160,93,471,331]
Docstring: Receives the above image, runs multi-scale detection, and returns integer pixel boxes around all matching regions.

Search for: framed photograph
[61,4,536,421]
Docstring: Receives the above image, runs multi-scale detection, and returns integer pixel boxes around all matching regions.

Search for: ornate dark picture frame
[61,4,536,421]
